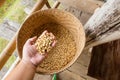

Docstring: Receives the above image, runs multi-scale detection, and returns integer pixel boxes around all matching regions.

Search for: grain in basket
[35,30,56,55]
[34,23,76,72]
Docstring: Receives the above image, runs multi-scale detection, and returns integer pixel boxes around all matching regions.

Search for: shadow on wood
[88,40,120,80]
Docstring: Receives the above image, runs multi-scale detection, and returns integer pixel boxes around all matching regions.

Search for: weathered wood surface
[0,35,16,70]
[85,0,120,48]
[58,70,85,80]
[67,49,96,80]
[57,0,104,13]
[30,0,47,13]
[52,1,60,9]
[64,6,92,25]
[45,0,51,8]
[88,40,120,80]
[0,20,20,40]
[2,57,20,80]
[63,0,120,80]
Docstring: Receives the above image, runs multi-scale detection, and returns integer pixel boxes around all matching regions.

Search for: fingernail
[33,36,37,38]
[52,40,57,47]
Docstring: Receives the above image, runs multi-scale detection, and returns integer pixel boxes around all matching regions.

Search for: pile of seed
[35,31,55,55]
[33,23,76,72]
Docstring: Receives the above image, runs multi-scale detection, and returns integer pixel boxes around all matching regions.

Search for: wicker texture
[17,9,85,74]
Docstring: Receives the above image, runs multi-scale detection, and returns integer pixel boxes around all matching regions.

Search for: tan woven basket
[17,9,85,74]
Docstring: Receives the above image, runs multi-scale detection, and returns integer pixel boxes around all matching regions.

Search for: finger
[43,30,48,34]
[28,36,37,44]
[49,32,55,38]
[29,36,37,42]
[49,33,56,41]
[40,30,48,37]
[51,40,57,47]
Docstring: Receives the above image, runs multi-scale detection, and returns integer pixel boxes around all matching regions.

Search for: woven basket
[17,9,85,74]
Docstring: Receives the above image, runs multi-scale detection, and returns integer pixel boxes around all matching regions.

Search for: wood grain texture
[57,0,104,13]
[45,0,51,8]
[30,0,47,13]
[34,73,51,80]
[63,1,120,80]
[85,0,120,48]
[0,35,16,70]
[52,1,60,9]
[58,70,85,80]
[34,70,86,80]
[2,57,20,80]
[88,40,120,80]
[64,6,92,25]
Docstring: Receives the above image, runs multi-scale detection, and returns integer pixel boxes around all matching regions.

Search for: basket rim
[17,9,86,74]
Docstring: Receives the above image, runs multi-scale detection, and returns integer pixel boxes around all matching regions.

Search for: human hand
[22,32,56,67]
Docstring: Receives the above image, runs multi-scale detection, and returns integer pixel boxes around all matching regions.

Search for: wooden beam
[2,57,20,80]
[88,40,120,80]
[30,0,47,13]
[46,1,51,8]
[0,35,16,70]
[84,0,120,48]
[58,70,86,80]
[57,0,104,13]
[52,1,60,9]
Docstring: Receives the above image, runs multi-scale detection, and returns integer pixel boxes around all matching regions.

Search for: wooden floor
[33,49,97,80]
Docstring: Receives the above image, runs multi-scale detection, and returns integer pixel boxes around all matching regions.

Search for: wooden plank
[57,0,104,13]
[64,6,92,25]
[58,70,85,80]
[30,0,47,13]
[88,41,120,80]
[76,49,91,67]
[68,62,96,80]
[34,73,51,80]
[52,1,60,8]
[2,57,20,80]
[34,70,86,80]
[0,35,16,70]
[46,0,51,8]
[84,0,120,48]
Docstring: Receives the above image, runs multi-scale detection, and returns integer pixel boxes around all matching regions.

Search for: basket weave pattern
[17,9,85,74]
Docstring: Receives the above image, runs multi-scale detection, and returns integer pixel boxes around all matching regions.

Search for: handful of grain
[35,30,56,55]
